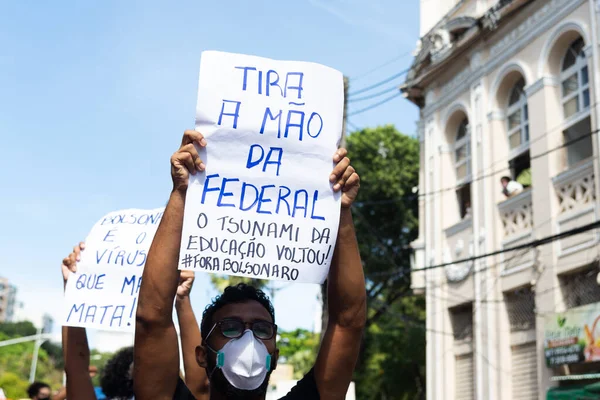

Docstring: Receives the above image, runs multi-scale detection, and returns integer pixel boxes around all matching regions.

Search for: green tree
[0,321,36,337]
[277,329,319,379]
[0,372,29,399]
[90,349,115,387]
[333,125,425,399]
[0,323,63,394]
[209,275,268,293]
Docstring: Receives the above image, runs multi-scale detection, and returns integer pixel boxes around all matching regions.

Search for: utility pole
[320,75,349,337]
[340,76,349,147]
[29,327,44,383]
[30,314,53,383]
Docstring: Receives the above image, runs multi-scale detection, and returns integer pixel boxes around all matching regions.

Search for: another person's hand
[176,270,195,301]
[171,130,207,192]
[62,242,85,288]
[330,148,360,209]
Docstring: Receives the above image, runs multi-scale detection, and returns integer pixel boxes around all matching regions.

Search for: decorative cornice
[525,76,559,96]
[422,0,585,118]
[445,217,473,237]
[497,188,533,212]
[552,159,594,187]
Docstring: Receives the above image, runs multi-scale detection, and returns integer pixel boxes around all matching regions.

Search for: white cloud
[307,0,412,44]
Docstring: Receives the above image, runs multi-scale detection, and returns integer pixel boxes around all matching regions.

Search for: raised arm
[134,130,206,400]
[314,148,366,398]
[61,243,97,400]
[175,270,209,400]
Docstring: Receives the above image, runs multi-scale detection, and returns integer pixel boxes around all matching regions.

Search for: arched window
[507,78,529,152]
[560,37,593,167]
[561,37,589,119]
[454,118,470,182]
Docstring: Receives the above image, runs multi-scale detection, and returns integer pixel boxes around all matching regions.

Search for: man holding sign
[134,128,365,399]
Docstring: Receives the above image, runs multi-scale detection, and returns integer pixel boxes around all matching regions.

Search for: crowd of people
[20,129,366,400]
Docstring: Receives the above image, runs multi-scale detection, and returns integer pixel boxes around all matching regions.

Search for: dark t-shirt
[173,368,319,399]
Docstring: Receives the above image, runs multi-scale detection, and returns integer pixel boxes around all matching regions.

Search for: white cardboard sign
[63,208,164,331]
[179,51,343,283]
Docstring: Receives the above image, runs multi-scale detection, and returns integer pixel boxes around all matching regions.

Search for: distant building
[404,0,600,399]
[0,277,17,322]
[42,313,54,333]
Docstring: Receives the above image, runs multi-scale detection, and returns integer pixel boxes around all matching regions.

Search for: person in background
[61,243,209,400]
[501,175,524,198]
[26,383,51,400]
[133,130,365,399]
[99,347,134,400]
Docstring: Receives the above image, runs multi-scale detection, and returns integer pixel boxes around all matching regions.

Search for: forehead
[38,387,51,393]
[212,300,273,324]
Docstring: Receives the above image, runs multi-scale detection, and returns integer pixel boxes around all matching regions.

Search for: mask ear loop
[203,322,226,378]
[205,343,225,379]
[266,354,272,372]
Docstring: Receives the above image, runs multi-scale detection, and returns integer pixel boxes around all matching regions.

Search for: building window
[560,265,600,309]
[457,183,471,219]
[561,37,589,120]
[505,287,536,332]
[507,78,529,152]
[450,303,473,341]
[560,37,593,167]
[454,118,471,182]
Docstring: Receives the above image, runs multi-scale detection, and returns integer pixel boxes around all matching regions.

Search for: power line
[347,92,403,117]
[350,51,412,81]
[412,220,600,273]
[355,129,599,206]
[349,68,410,96]
[353,101,600,206]
[367,218,600,278]
[346,119,362,132]
[348,85,400,103]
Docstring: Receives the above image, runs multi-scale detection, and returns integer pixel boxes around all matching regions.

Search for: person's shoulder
[278,368,320,400]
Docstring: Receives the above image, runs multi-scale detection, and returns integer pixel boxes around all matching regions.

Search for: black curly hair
[27,382,49,398]
[200,283,275,341]
[100,346,134,400]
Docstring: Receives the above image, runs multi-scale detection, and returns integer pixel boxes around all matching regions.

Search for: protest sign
[179,51,343,284]
[63,265,143,331]
[63,208,164,332]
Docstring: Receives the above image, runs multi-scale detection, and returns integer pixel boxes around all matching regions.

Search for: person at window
[133,130,366,400]
[500,176,523,198]
[516,167,531,188]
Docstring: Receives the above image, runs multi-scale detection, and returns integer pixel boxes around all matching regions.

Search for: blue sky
[0,0,419,351]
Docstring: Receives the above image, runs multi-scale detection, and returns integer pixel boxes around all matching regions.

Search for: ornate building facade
[404,0,600,399]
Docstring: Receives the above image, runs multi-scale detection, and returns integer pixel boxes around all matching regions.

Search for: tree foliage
[342,125,425,399]
[0,328,63,398]
[209,275,268,293]
[277,329,319,379]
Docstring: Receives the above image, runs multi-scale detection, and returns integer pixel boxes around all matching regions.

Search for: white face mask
[214,329,272,390]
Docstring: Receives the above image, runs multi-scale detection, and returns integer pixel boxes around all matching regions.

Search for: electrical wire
[355,128,599,206]
[350,51,412,81]
[348,68,410,96]
[347,92,403,116]
[347,85,400,103]
[346,119,362,132]
[369,219,600,277]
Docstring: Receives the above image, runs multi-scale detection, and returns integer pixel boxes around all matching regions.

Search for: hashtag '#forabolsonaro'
[181,253,193,268]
